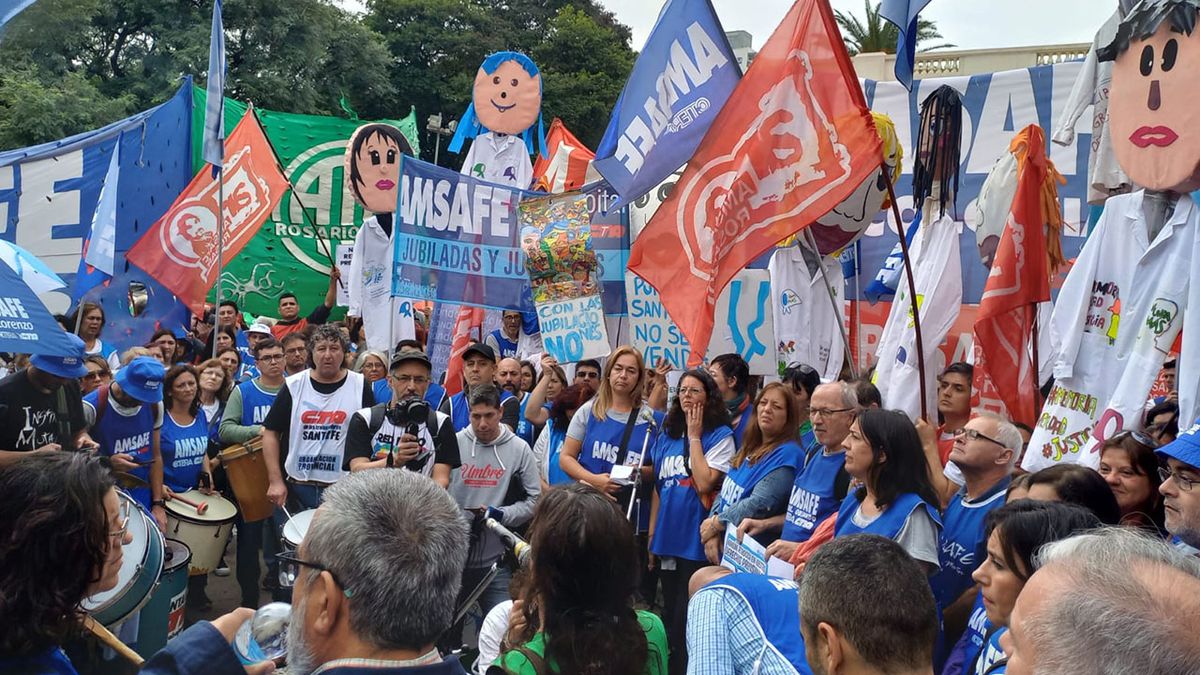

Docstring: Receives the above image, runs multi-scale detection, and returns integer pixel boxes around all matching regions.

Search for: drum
[221,439,273,522]
[81,491,164,627]
[165,490,238,576]
[280,509,318,588]
[136,539,191,656]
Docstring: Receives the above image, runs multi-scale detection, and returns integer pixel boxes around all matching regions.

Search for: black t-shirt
[0,370,86,452]
[342,404,461,472]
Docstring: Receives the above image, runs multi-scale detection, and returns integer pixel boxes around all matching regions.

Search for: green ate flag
[191,88,420,318]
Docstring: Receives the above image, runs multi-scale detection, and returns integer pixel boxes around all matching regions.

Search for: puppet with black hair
[1026,0,1200,473]
[448,51,547,189]
[344,123,417,351]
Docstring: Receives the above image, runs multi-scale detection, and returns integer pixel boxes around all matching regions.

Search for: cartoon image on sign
[1099,0,1200,192]
[675,49,853,283]
[344,123,414,214]
[447,51,547,156]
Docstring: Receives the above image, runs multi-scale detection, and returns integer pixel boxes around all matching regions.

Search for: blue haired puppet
[449,51,547,188]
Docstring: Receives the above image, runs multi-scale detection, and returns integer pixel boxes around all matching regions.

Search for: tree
[834,0,955,56]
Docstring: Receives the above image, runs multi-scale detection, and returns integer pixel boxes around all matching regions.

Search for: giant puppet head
[1100,0,1200,192]
[447,51,548,156]
[344,123,415,214]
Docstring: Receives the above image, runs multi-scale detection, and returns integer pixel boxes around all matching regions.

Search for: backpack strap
[94,384,110,429]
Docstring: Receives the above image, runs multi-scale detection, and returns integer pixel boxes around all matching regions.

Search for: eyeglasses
[275,550,354,597]
[810,407,855,418]
[1111,430,1160,448]
[955,427,1007,448]
[677,387,705,397]
[1159,467,1197,492]
[576,371,599,379]
[257,354,285,363]
[784,363,817,377]
[391,374,430,386]
[108,500,131,541]
[82,371,108,380]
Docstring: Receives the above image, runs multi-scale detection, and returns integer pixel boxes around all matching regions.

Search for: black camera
[385,396,431,472]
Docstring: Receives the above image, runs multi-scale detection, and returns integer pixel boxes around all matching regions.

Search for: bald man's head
[496,357,522,395]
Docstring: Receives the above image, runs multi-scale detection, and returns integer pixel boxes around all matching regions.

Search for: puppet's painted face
[1110,22,1200,192]
[474,59,542,136]
[351,130,402,213]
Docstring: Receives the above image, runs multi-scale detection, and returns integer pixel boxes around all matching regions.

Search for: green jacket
[492,609,668,674]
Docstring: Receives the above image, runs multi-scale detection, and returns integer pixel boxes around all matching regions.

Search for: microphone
[484,517,531,564]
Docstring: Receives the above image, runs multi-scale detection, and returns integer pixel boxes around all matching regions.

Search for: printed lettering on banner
[538,295,610,363]
[334,243,354,307]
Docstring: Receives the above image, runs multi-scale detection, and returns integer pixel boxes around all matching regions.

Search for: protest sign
[628,269,776,374]
[335,244,353,307]
[538,295,609,363]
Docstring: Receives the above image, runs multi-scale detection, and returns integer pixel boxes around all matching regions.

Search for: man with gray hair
[282,469,471,674]
[930,412,1018,628]
[799,533,939,675]
[740,382,856,562]
[1002,527,1200,675]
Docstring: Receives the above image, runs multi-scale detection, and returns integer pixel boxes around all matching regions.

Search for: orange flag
[973,126,1055,427]
[626,0,881,365]
[445,305,486,396]
[532,118,600,193]
[127,109,288,314]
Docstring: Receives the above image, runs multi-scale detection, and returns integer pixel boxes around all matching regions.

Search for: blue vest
[546,424,572,486]
[238,379,279,425]
[930,479,1011,609]
[489,329,519,358]
[0,647,78,675]
[448,389,514,432]
[972,625,1008,675]
[374,379,448,409]
[704,574,812,674]
[712,441,802,516]
[651,426,734,561]
[949,593,990,675]
[372,377,390,405]
[835,491,941,541]
[578,406,661,531]
[515,394,536,447]
[161,410,211,493]
[425,382,447,410]
[781,448,846,543]
[235,332,258,380]
[86,387,156,509]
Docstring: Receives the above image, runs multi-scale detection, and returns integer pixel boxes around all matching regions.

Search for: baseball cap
[115,356,165,404]
[1157,421,1200,469]
[390,348,431,371]
[247,322,273,336]
[30,333,89,378]
[463,342,496,362]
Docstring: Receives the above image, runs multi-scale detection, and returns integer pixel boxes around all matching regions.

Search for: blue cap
[1156,421,1200,469]
[30,333,89,378]
[115,356,165,404]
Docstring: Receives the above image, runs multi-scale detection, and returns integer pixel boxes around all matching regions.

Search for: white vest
[283,370,364,484]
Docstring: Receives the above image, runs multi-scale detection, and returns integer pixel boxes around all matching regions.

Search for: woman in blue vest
[707,354,754,448]
[945,500,1101,675]
[534,383,594,490]
[835,409,943,573]
[649,368,735,675]
[161,365,216,495]
[700,383,804,564]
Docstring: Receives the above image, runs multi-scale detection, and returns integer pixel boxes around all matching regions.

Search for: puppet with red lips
[344,123,418,351]
[1100,0,1200,192]
[447,51,547,190]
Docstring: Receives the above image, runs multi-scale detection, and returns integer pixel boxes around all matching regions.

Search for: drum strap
[94,384,111,428]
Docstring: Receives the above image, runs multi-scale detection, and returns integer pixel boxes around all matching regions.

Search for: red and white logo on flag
[533,118,600,193]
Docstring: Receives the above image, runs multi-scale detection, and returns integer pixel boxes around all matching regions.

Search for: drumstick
[82,615,145,667]
[169,493,209,516]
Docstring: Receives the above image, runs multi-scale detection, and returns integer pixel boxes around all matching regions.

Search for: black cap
[390,349,431,371]
[462,342,496,362]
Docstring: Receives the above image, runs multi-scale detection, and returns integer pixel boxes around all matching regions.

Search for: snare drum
[280,509,318,588]
[136,538,191,656]
[165,490,238,576]
[81,491,165,627]
[221,439,273,522]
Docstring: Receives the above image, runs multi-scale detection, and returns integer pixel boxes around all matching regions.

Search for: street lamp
[426,114,458,166]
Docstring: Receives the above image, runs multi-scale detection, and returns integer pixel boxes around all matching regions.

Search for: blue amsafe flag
[593,0,740,208]
[0,259,80,356]
[880,0,933,91]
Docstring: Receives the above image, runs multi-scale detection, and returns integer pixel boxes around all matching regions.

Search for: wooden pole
[881,165,929,421]
[82,615,144,668]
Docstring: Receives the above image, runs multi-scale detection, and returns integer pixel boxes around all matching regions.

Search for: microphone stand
[627,409,656,522]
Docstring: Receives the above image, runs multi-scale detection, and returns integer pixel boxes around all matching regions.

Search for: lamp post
[426,114,458,167]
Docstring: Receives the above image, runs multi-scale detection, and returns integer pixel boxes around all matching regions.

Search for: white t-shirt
[474,599,514,674]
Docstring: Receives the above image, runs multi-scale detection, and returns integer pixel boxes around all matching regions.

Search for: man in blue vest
[484,310,523,359]
[438,343,518,432]
[83,356,167,530]
[800,534,939,675]
[931,413,1017,623]
[220,337,287,608]
[687,569,810,674]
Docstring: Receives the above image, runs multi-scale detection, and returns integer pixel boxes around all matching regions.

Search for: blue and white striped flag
[202,0,225,167]
[880,0,933,91]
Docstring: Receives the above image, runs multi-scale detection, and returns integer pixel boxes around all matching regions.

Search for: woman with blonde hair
[700,382,804,563]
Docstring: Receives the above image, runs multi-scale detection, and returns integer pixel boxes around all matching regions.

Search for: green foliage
[0,0,637,158]
[834,0,954,56]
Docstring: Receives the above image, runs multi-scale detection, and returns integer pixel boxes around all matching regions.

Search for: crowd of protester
[2,283,1200,675]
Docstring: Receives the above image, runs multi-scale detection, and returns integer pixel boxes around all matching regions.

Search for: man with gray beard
[281,470,470,674]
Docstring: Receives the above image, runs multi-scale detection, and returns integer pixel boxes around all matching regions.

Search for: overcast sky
[599,0,1111,53]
